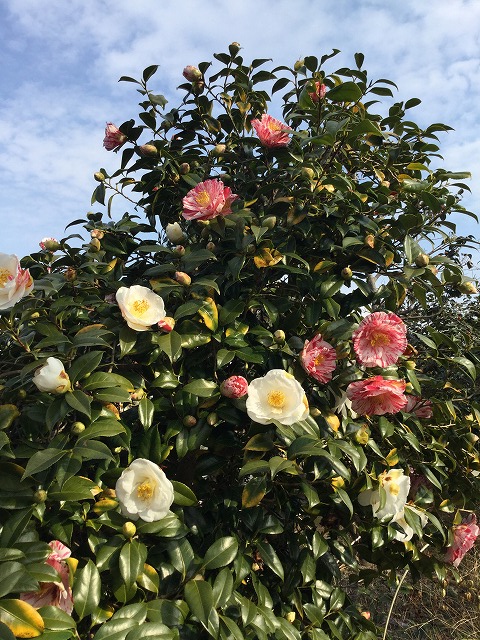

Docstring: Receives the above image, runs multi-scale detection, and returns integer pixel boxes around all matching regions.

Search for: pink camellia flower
[309,81,327,103]
[404,395,433,419]
[251,114,292,148]
[220,375,249,399]
[445,514,479,567]
[300,334,337,384]
[183,65,203,82]
[158,316,175,332]
[103,122,127,151]
[352,312,408,368]
[0,253,34,310]
[182,179,238,221]
[346,376,407,416]
[20,541,73,614]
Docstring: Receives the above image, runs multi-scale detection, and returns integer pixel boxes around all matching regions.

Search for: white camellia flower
[33,357,71,394]
[165,222,185,244]
[115,458,174,522]
[116,285,166,332]
[358,469,426,541]
[0,253,34,310]
[246,369,309,425]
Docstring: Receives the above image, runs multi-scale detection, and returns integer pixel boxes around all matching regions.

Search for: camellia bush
[1,44,480,640]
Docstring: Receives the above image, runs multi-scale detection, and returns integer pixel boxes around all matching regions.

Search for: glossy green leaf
[73,560,101,620]
[203,536,238,570]
[184,579,214,625]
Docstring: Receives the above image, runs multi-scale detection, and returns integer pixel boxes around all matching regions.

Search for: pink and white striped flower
[103,122,127,151]
[346,376,407,415]
[20,541,73,614]
[0,253,33,310]
[300,334,337,384]
[353,312,407,368]
[404,395,433,419]
[251,114,292,148]
[182,179,238,221]
[445,514,479,567]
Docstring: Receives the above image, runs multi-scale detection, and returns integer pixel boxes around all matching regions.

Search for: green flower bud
[94,171,106,182]
[415,253,430,267]
[71,421,86,435]
[122,522,137,539]
[34,489,47,504]
[273,329,286,344]
[183,415,197,427]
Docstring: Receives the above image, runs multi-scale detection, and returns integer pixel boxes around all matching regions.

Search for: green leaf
[213,568,234,608]
[37,606,75,631]
[451,356,477,381]
[241,476,267,508]
[65,390,92,419]
[73,560,101,620]
[171,481,198,506]
[126,622,175,640]
[0,509,33,547]
[156,331,183,363]
[119,540,148,591]
[203,536,238,570]
[255,540,284,580]
[68,351,104,384]
[49,476,97,501]
[167,538,194,578]
[0,405,20,431]
[183,379,218,397]
[327,81,362,102]
[0,621,16,640]
[184,579,214,625]
[0,562,37,598]
[138,397,154,429]
[93,618,137,640]
[22,448,68,480]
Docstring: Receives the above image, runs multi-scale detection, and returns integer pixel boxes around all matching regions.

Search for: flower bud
[309,81,327,103]
[158,317,175,332]
[261,216,277,229]
[131,388,145,401]
[364,234,375,248]
[405,360,416,370]
[294,59,305,71]
[341,267,352,280]
[183,65,203,82]
[138,144,158,157]
[175,271,191,286]
[229,42,241,55]
[354,425,370,445]
[324,413,340,432]
[220,376,249,399]
[71,421,86,435]
[94,171,105,182]
[207,412,218,426]
[91,229,105,240]
[285,612,296,623]
[415,253,430,267]
[90,238,101,252]
[206,241,216,252]
[103,123,127,151]
[122,522,137,539]
[171,246,185,258]
[33,489,47,504]
[33,358,71,394]
[39,237,61,252]
[165,222,185,244]
[273,329,286,344]
[458,281,478,294]
[179,162,190,175]
[192,80,205,95]
[211,144,227,157]
[183,415,197,427]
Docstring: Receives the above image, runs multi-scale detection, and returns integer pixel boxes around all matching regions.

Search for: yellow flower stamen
[387,481,400,496]
[267,389,286,409]
[314,353,325,366]
[0,268,12,287]
[195,190,211,207]
[370,332,390,347]
[132,299,150,315]
[136,479,154,501]
[267,121,281,132]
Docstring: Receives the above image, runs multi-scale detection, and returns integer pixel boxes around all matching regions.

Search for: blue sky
[1,0,480,270]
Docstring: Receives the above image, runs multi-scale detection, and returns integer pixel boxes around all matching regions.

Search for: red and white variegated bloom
[182,179,238,221]
[445,514,479,567]
[353,312,407,368]
[20,541,73,614]
[103,122,127,151]
[220,375,249,399]
[251,114,292,148]
[404,395,433,419]
[0,253,33,310]
[346,376,407,415]
[300,334,337,384]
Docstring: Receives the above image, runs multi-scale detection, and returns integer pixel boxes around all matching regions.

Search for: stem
[382,543,429,640]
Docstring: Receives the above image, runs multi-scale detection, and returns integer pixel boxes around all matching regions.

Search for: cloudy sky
[2,0,480,269]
